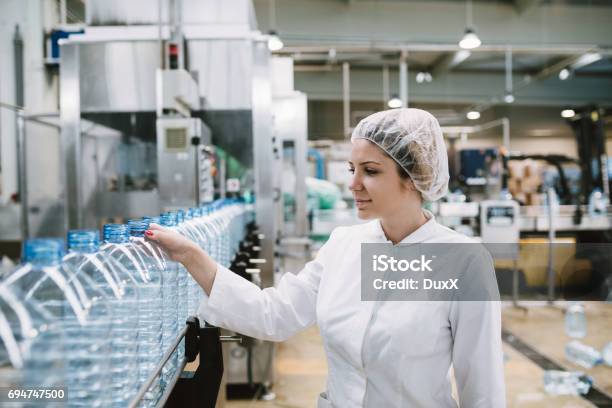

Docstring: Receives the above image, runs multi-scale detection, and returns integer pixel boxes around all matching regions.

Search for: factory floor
[225,254,612,408]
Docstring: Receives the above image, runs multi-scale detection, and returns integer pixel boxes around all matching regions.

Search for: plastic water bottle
[0,283,64,391]
[202,204,221,265]
[173,210,190,365]
[218,201,232,267]
[603,342,612,366]
[588,188,609,217]
[180,209,199,316]
[565,302,587,338]
[159,213,179,385]
[64,229,140,407]
[188,207,207,313]
[174,210,190,322]
[543,370,592,395]
[565,340,603,368]
[128,220,165,406]
[100,224,155,405]
[4,238,111,407]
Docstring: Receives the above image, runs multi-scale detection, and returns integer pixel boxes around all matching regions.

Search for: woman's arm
[450,301,506,407]
[449,253,506,407]
[145,223,339,341]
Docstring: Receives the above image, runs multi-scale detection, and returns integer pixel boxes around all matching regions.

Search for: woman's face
[348,139,417,220]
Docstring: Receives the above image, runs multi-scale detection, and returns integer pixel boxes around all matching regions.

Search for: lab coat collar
[368,209,437,245]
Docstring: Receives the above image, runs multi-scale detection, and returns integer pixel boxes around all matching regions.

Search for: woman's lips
[355,199,372,209]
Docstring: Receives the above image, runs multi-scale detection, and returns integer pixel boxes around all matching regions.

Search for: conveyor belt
[502,329,612,407]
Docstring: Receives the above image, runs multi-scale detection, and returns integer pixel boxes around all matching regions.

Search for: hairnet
[350,108,449,202]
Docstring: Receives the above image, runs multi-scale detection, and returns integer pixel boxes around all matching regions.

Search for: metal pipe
[16,111,28,239]
[14,25,27,239]
[158,0,164,69]
[59,43,82,231]
[14,26,23,108]
[399,53,408,108]
[546,187,556,304]
[505,47,512,94]
[382,64,389,109]
[280,43,611,55]
[128,325,189,408]
[442,118,510,142]
[501,118,510,149]
[342,62,350,137]
[219,157,226,198]
[59,0,67,25]
[154,358,188,407]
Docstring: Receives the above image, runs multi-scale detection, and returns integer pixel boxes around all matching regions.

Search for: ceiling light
[561,109,575,119]
[267,30,284,52]
[459,28,481,50]
[388,95,402,109]
[466,111,480,120]
[504,49,514,104]
[416,72,433,84]
[558,68,570,81]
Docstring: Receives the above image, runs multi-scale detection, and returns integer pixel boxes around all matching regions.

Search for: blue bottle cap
[23,238,65,266]
[128,219,148,237]
[103,224,129,244]
[67,229,100,253]
[160,212,177,227]
[142,216,161,225]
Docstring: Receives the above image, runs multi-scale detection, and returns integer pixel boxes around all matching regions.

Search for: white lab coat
[198,210,506,407]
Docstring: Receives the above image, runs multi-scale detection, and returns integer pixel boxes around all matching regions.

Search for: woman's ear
[401,177,417,192]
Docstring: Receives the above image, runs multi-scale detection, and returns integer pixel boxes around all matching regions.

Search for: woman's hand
[145,223,217,294]
[145,223,199,265]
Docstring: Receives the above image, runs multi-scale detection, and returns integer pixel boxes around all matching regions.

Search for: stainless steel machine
[58,0,281,401]
[156,117,213,209]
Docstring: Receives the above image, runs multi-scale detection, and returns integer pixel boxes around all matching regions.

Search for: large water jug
[187,208,208,313]
[4,238,111,407]
[174,210,193,320]
[212,201,231,267]
[158,213,179,385]
[64,229,140,407]
[128,220,165,407]
[0,284,64,394]
[170,210,190,365]
[100,223,160,407]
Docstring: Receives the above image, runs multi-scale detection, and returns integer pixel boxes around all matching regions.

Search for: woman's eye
[365,168,377,175]
[348,168,355,174]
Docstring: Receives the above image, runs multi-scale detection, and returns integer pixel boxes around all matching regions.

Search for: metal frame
[59,41,82,231]
[252,38,276,287]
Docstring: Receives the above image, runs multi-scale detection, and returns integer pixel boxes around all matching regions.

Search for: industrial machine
[54,0,295,402]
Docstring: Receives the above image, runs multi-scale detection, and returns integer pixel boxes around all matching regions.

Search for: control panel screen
[486,206,514,226]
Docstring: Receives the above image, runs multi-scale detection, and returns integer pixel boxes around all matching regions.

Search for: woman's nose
[349,173,363,191]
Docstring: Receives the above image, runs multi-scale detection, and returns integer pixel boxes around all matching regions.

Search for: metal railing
[128,319,241,408]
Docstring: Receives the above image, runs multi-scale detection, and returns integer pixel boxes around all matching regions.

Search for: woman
[146,108,506,407]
